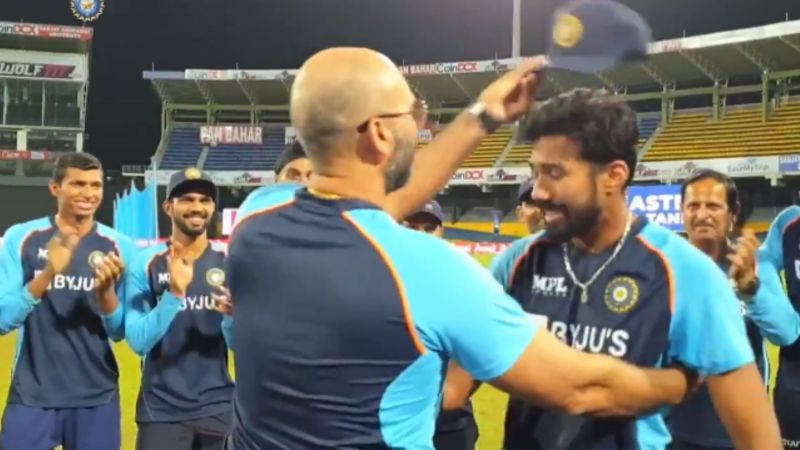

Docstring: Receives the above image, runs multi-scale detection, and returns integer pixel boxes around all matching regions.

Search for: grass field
[0,252,779,449]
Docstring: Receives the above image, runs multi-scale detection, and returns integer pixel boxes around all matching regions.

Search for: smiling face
[682,177,735,247]
[164,186,216,238]
[49,167,104,220]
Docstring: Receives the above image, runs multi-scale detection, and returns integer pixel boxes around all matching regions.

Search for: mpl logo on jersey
[532,275,569,298]
[627,184,684,232]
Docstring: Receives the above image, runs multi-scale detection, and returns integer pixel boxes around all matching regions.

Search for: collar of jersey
[307,187,344,200]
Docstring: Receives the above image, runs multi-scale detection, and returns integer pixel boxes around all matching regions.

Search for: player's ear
[162,199,172,216]
[603,160,629,193]
[48,179,60,198]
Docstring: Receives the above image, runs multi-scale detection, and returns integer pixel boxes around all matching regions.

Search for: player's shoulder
[496,232,544,260]
[95,222,134,246]
[637,221,723,283]
[773,205,800,231]
[3,217,52,243]
[131,242,168,269]
[237,183,300,222]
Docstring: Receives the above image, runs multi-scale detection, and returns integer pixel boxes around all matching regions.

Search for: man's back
[227,187,536,449]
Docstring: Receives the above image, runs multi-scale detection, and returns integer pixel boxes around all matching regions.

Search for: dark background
[2,0,800,169]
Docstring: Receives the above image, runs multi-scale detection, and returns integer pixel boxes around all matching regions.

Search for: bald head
[290,48,415,164]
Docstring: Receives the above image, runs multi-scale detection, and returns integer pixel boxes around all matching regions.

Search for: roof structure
[143,20,800,112]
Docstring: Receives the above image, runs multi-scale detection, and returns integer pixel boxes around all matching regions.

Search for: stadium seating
[160,127,203,170]
[638,115,660,142]
[460,127,513,168]
[204,128,285,171]
[643,103,800,161]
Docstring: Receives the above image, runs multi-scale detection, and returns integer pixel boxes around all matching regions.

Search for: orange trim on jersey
[230,199,295,240]
[783,215,800,235]
[636,235,676,314]
[341,211,427,355]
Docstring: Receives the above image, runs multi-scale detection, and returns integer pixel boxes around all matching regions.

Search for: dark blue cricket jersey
[491,218,754,450]
[124,241,234,423]
[0,216,135,408]
[225,185,537,449]
[668,250,799,448]
[762,206,800,428]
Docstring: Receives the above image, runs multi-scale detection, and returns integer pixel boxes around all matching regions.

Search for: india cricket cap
[167,167,216,199]
[547,0,652,74]
[409,200,445,224]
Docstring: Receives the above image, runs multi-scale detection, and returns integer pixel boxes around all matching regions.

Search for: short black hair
[52,152,103,184]
[524,88,639,187]
[680,169,740,217]
[274,140,307,174]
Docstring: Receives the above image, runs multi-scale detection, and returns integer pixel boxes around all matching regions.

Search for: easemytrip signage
[627,184,684,232]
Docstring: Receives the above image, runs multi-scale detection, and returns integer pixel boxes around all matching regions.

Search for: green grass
[0,252,780,449]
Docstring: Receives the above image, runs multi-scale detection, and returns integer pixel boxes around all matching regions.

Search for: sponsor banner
[0,49,85,80]
[184,69,298,81]
[401,61,480,76]
[147,170,275,187]
[627,184,684,232]
[200,126,263,146]
[451,241,511,255]
[779,155,800,173]
[0,150,53,160]
[633,156,779,181]
[0,22,92,41]
[448,167,529,186]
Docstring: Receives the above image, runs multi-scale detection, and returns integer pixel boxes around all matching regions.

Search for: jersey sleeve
[232,183,300,231]
[761,205,800,273]
[746,248,800,346]
[0,224,42,334]
[430,255,539,381]
[221,315,234,351]
[101,233,138,341]
[667,244,754,376]
[489,233,539,291]
[123,248,182,355]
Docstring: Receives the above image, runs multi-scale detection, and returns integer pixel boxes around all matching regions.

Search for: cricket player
[0,152,136,449]
[275,139,312,184]
[402,200,480,450]
[668,169,799,449]
[762,202,800,448]
[490,88,781,449]
[224,47,696,450]
[124,168,234,450]
[516,178,543,235]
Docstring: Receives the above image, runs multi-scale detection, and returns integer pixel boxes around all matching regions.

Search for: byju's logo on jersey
[532,275,569,297]
[604,276,639,314]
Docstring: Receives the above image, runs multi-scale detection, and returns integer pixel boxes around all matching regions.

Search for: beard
[174,215,210,238]
[383,129,417,194]
[536,184,602,243]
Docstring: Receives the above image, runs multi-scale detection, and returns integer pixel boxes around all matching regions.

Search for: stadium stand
[643,102,800,161]
[460,126,513,168]
[159,127,202,169]
[204,127,285,171]
[638,114,661,141]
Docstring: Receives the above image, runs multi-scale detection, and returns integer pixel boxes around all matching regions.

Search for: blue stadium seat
[160,128,203,170]
[638,116,661,141]
[203,128,285,171]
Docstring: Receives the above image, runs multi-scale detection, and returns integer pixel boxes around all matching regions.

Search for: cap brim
[169,178,217,198]
[547,55,620,74]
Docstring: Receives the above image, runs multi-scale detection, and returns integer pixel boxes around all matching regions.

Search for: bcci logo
[185,167,202,180]
[71,0,105,22]
[88,251,106,269]
[553,13,584,48]
[604,276,639,314]
[206,268,225,287]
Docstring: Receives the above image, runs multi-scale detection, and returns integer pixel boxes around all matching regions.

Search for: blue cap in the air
[547,0,652,74]
[412,200,445,223]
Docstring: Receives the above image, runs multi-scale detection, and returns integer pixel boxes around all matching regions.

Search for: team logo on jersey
[88,251,106,269]
[206,268,225,287]
[552,13,584,48]
[604,276,639,314]
[185,167,202,180]
[70,0,104,22]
